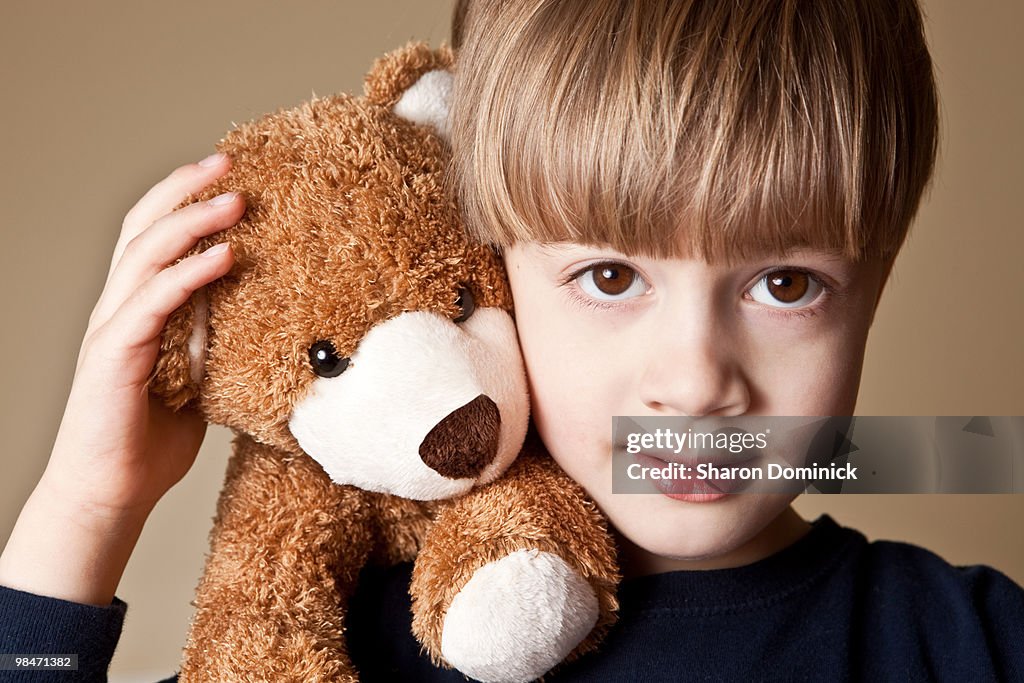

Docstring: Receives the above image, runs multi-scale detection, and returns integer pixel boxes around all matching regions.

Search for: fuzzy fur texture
[413,429,620,676]
[149,44,619,682]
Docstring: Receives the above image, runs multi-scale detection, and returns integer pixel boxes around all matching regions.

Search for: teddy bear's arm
[409,446,620,682]
[179,434,376,683]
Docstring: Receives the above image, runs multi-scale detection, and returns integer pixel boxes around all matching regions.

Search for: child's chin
[609,494,793,565]
[630,525,752,564]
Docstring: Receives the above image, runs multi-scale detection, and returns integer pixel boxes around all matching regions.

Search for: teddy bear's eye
[308,340,350,378]
[453,286,476,323]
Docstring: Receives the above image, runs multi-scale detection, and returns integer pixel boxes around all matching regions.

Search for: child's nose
[636,331,751,417]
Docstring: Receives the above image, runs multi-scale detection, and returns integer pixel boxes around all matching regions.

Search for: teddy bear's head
[150,44,529,500]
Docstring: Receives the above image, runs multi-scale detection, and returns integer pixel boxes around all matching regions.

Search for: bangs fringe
[450,0,937,265]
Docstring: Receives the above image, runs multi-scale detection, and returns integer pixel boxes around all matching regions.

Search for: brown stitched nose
[419,394,501,479]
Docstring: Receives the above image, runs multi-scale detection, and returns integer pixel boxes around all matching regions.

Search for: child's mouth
[631,451,764,501]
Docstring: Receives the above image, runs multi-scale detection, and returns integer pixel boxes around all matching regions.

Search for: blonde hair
[449,0,938,265]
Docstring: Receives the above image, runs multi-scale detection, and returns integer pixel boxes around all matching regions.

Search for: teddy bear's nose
[419,394,501,480]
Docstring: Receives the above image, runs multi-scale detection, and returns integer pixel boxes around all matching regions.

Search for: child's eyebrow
[526,242,606,261]
[767,247,854,264]
[532,241,855,265]
[534,241,594,255]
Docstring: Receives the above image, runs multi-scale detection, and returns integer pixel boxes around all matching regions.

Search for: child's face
[502,241,888,565]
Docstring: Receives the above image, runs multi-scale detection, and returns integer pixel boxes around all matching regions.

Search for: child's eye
[747,269,824,309]
[573,261,649,302]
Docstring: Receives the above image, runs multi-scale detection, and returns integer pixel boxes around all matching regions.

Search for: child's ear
[364,42,455,138]
[148,289,208,411]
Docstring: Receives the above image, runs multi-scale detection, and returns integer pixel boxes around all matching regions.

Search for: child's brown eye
[575,262,648,301]
[748,269,823,309]
[767,270,809,303]
[592,265,634,295]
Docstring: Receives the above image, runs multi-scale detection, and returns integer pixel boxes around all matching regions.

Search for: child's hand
[46,153,241,517]
[0,153,242,605]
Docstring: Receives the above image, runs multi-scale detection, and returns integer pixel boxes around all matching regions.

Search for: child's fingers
[108,153,232,281]
[91,192,244,329]
[83,243,234,387]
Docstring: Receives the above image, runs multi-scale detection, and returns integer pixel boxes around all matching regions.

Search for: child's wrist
[35,469,156,530]
[0,478,151,606]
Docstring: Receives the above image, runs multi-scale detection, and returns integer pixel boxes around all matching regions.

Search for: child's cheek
[750,320,870,416]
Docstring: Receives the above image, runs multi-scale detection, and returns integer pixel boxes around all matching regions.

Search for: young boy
[1,0,1022,681]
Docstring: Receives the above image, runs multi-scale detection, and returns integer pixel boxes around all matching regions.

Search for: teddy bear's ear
[148,288,208,411]
[364,42,455,137]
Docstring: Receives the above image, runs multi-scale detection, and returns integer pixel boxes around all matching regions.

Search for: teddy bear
[148,43,619,683]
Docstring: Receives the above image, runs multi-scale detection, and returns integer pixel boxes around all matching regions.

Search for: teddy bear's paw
[440,548,598,683]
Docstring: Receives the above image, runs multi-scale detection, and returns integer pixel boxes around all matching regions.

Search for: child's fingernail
[201,242,230,258]
[208,191,237,206]
[198,152,227,167]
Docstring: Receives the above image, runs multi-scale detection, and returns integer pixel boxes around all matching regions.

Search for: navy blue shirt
[2,515,1023,682]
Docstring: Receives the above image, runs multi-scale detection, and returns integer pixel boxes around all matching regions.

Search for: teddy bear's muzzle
[418,394,501,479]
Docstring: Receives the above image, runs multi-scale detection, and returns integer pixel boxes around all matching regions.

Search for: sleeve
[961,564,1024,682]
[0,584,127,682]
[346,562,468,682]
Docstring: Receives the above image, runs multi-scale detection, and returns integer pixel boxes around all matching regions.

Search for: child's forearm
[0,157,238,610]
[0,476,150,607]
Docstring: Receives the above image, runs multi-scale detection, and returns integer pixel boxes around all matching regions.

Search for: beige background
[0,1,1020,681]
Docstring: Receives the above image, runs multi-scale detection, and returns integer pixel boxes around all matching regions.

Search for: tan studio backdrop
[1,2,1021,681]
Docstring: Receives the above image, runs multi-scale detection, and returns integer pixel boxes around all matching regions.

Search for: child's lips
[631,450,764,497]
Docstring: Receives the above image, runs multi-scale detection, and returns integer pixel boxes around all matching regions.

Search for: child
[2,1,1022,682]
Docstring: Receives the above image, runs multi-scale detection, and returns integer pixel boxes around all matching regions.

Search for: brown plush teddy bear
[148,44,619,683]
